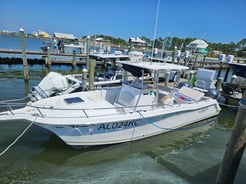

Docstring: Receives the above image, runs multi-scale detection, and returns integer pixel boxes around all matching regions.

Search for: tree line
[141,36,246,57]
[83,35,246,57]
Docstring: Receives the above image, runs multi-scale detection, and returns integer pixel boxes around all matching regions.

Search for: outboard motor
[205,88,227,105]
[205,88,220,99]
[177,82,192,89]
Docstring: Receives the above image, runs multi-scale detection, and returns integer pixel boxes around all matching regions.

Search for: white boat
[0,60,221,147]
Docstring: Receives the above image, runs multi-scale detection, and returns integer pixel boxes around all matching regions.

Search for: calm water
[0,36,246,183]
[0,65,245,184]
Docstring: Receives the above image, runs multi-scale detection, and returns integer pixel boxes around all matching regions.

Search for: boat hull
[35,102,220,146]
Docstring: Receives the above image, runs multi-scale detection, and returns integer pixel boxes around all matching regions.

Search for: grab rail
[0,102,168,119]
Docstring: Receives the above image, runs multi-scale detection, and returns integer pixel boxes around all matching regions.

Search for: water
[0,67,245,184]
[0,36,246,183]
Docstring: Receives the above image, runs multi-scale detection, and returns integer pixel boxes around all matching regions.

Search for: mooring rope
[0,116,37,157]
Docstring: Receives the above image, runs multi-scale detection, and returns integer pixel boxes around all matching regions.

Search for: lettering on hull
[198,107,209,113]
[98,120,138,131]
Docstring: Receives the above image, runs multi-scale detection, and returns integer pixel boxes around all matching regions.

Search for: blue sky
[0,0,245,43]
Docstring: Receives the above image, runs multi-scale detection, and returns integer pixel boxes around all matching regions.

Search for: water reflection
[217,107,237,131]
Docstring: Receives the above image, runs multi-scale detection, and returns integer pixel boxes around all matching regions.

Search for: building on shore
[53,32,78,43]
[32,30,50,38]
[129,37,146,48]
[186,39,208,55]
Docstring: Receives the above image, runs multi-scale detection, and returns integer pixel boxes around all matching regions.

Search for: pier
[0,48,88,64]
[0,48,238,70]
[0,48,86,58]
[0,48,131,68]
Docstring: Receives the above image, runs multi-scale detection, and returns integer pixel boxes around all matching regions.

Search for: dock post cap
[19,28,24,32]
[87,35,90,39]
[82,68,88,72]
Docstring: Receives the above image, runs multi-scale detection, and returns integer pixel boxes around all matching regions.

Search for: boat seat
[195,68,216,89]
[173,86,204,103]
[114,84,142,107]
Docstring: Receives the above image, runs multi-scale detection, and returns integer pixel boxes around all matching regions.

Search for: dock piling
[217,61,223,78]
[47,47,51,67]
[202,55,206,68]
[82,68,88,91]
[216,77,223,91]
[86,36,90,70]
[89,60,96,91]
[72,50,76,68]
[193,55,198,70]
[165,72,170,87]
[216,91,246,184]
[19,28,29,80]
[172,46,177,63]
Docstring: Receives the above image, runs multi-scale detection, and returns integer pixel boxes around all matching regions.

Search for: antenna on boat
[150,0,160,64]
[161,32,170,59]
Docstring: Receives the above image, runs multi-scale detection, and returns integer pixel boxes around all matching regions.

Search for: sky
[0,0,246,44]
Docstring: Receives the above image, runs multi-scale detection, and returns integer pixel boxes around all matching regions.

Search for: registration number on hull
[97,120,138,131]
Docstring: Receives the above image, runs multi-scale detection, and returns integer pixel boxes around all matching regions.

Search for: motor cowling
[177,82,192,89]
[205,88,220,99]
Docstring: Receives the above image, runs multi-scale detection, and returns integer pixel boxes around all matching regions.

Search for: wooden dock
[0,48,245,70]
[0,48,87,58]
[0,49,128,66]
[0,48,91,65]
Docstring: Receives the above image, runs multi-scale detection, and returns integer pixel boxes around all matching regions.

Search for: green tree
[236,39,246,57]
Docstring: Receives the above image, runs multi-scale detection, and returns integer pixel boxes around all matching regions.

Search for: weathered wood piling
[216,91,246,184]
[89,60,96,91]
[19,28,29,80]
[165,72,170,87]
[86,35,90,70]
[72,49,76,68]
[82,68,88,91]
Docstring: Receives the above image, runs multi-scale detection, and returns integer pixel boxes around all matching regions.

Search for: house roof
[129,37,145,44]
[54,32,75,40]
[187,39,208,48]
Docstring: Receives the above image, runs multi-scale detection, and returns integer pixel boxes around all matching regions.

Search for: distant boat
[220,63,246,106]
[0,60,221,147]
[228,63,246,78]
